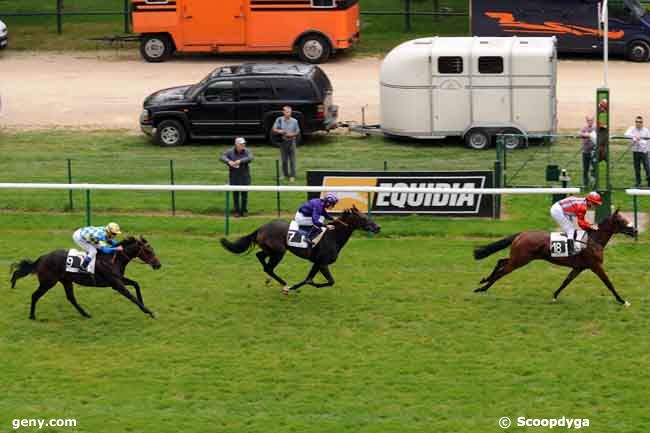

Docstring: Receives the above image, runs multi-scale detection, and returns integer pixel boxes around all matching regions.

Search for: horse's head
[602,209,637,238]
[122,236,162,269]
[339,206,381,234]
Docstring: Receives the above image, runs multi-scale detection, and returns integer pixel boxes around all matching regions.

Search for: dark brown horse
[10,236,161,320]
[473,210,637,305]
[221,206,380,294]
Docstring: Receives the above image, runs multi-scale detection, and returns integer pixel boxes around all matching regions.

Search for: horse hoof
[29,316,35,321]
[624,301,631,308]
[552,298,557,303]
[282,286,290,295]
[265,278,272,286]
[149,312,157,319]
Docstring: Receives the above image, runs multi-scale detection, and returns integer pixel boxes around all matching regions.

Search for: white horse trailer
[377,36,557,149]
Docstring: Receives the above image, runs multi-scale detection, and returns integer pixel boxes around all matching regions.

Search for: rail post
[433,0,439,22]
[224,191,231,236]
[493,160,502,219]
[383,160,388,171]
[404,0,412,31]
[67,158,73,210]
[634,194,639,241]
[275,159,281,217]
[367,192,373,238]
[85,189,91,226]
[169,160,176,216]
[56,0,63,35]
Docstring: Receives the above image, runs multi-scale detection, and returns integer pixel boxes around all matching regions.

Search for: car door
[236,79,275,136]
[188,80,236,136]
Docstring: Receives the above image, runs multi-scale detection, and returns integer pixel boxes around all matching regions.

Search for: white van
[0,19,8,49]
[379,36,557,149]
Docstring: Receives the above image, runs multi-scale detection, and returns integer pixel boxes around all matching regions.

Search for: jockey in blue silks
[294,193,339,245]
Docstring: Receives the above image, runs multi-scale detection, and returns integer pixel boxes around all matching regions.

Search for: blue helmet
[324,192,339,205]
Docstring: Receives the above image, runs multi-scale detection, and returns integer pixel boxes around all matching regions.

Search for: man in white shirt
[624,116,650,187]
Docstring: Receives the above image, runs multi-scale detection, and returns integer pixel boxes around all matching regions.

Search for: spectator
[272,105,300,183]
[578,115,596,188]
[624,116,650,187]
[221,137,254,217]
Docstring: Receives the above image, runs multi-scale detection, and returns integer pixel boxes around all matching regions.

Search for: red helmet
[586,191,602,205]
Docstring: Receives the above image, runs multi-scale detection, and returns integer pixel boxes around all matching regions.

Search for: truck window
[312,0,336,8]
[272,79,316,100]
[204,81,234,102]
[478,57,504,74]
[610,2,637,23]
[239,79,273,101]
[438,57,463,74]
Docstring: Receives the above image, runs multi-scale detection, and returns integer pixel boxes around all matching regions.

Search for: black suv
[140,63,338,146]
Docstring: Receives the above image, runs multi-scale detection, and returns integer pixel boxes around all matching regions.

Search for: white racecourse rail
[0,183,580,195]
[626,189,650,196]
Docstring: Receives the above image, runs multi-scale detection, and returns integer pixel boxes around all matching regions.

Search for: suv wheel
[465,128,490,150]
[140,34,173,63]
[297,35,331,64]
[626,40,650,62]
[155,120,187,146]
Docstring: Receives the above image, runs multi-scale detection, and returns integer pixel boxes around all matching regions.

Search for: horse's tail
[220,230,259,255]
[10,258,40,288]
[473,233,520,260]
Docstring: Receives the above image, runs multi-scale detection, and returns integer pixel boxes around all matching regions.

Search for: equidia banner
[307,171,496,217]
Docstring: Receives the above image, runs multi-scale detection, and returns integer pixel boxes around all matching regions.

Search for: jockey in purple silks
[294,193,339,245]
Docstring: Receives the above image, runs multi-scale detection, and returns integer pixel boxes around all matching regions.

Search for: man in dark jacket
[221,137,254,217]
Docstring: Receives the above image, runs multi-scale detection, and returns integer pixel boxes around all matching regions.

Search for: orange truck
[131,0,360,63]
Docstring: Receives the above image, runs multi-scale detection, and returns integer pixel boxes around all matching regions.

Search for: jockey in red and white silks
[550,192,602,239]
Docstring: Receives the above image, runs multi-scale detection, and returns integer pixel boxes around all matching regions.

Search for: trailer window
[239,80,273,101]
[204,81,234,102]
[311,0,336,8]
[438,57,463,74]
[272,79,316,100]
[478,57,504,74]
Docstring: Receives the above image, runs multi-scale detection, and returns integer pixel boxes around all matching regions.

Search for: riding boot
[567,239,575,255]
[80,255,92,272]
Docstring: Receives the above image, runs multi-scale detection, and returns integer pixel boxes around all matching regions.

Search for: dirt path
[1,50,649,131]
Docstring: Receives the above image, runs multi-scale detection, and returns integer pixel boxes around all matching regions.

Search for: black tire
[297,34,331,64]
[501,128,525,150]
[140,34,173,63]
[626,40,650,62]
[464,128,490,150]
[155,119,187,147]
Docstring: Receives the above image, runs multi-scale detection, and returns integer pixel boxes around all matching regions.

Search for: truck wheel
[140,34,173,63]
[155,119,187,146]
[297,35,331,64]
[465,129,490,150]
[626,40,650,62]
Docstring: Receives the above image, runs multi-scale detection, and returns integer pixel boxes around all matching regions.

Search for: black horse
[221,206,380,294]
[10,236,161,320]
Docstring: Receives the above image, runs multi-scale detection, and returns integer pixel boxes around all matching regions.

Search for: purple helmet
[324,192,339,205]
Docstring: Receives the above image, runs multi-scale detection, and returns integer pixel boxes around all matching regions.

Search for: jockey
[72,222,124,271]
[295,193,339,244]
[550,192,602,249]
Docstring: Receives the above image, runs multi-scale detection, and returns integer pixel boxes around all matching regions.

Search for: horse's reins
[113,243,150,266]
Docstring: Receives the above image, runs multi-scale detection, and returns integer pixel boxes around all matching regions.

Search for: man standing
[221,137,254,217]
[578,115,596,188]
[272,105,301,183]
[624,116,650,187]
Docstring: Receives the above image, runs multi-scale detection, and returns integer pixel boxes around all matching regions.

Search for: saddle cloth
[287,221,310,249]
[65,249,96,274]
[550,230,587,258]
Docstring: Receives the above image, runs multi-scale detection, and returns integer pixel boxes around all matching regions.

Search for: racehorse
[10,236,161,320]
[473,210,637,305]
[220,206,380,294]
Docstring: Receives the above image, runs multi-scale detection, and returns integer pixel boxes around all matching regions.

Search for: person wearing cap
[295,193,339,245]
[221,137,254,217]
[550,192,602,254]
[624,115,650,187]
[73,222,123,272]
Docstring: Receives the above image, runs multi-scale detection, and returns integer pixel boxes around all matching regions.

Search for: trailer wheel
[140,34,173,63]
[297,34,331,64]
[502,128,525,150]
[155,119,187,146]
[465,129,490,150]
[626,40,650,62]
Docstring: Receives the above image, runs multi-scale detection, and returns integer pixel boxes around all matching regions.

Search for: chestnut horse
[473,210,636,305]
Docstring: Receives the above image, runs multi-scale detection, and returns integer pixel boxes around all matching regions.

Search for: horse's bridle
[114,242,151,265]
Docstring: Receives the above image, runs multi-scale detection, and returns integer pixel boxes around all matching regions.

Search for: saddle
[550,230,588,257]
[66,249,96,274]
[287,221,326,249]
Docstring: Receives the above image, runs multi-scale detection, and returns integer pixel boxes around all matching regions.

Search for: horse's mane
[118,236,138,246]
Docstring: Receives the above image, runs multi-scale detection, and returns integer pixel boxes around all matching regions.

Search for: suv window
[204,81,234,102]
[238,79,273,101]
[311,67,332,98]
[272,78,316,100]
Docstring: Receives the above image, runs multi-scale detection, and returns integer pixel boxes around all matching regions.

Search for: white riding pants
[550,203,576,239]
[294,211,324,227]
[72,229,98,259]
